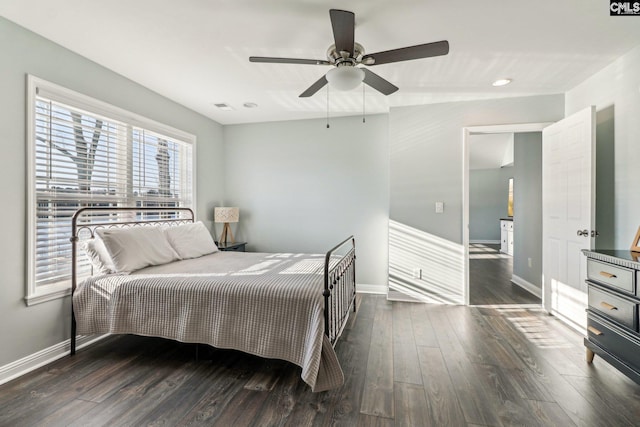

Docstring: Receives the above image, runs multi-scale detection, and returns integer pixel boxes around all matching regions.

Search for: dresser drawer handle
[588,326,603,336]
[600,301,618,311]
[599,271,617,279]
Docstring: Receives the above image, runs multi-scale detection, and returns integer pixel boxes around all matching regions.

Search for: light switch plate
[435,202,444,213]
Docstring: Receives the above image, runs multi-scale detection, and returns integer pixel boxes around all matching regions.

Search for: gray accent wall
[595,106,615,250]
[0,17,225,367]
[512,132,543,288]
[469,167,513,242]
[565,45,640,249]
[223,115,389,287]
[389,95,564,303]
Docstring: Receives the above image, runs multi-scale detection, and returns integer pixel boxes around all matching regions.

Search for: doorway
[463,123,551,306]
[468,133,537,305]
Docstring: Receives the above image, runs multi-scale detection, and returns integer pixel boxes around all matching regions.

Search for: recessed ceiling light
[243,102,258,108]
[213,103,234,111]
[492,78,512,87]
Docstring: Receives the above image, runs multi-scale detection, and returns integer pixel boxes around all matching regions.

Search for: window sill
[25,283,71,306]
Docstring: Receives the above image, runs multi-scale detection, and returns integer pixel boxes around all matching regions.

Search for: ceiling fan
[249,9,449,98]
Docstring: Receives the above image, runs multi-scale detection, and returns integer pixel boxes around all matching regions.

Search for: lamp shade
[214,207,239,223]
[326,66,365,91]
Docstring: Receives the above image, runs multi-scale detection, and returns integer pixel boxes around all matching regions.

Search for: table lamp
[214,207,239,244]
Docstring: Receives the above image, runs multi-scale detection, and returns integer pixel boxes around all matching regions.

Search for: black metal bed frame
[70,206,356,354]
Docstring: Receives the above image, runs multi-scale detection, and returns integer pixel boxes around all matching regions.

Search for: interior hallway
[469,243,541,306]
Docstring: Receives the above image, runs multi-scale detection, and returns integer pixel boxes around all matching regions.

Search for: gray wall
[222,115,389,287]
[389,95,564,303]
[595,106,615,249]
[565,45,640,249]
[469,167,513,242]
[0,17,225,367]
[512,132,543,287]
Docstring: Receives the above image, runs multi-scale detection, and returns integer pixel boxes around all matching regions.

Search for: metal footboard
[324,236,356,346]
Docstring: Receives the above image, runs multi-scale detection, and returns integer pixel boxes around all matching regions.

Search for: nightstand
[216,241,247,252]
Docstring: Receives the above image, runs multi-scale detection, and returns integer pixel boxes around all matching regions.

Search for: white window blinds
[27,76,195,303]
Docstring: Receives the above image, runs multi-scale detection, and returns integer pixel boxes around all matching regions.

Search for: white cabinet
[500,219,514,256]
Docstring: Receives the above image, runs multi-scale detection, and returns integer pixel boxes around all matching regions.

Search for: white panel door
[542,106,595,331]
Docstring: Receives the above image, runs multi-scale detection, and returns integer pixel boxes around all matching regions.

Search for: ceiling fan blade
[250,56,331,66]
[329,9,355,55]
[362,69,398,95]
[362,40,449,65]
[299,75,328,98]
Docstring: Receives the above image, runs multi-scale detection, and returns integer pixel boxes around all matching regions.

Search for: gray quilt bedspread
[73,251,344,392]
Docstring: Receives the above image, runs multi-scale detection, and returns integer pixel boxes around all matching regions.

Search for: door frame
[462,122,553,305]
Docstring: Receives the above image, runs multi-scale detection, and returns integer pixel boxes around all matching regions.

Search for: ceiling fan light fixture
[326,66,365,91]
[492,78,512,87]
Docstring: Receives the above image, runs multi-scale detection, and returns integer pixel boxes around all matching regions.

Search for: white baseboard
[511,274,542,298]
[356,283,387,295]
[469,240,500,245]
[0,334,107,386]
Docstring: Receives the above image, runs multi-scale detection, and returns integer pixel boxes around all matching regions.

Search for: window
[26,76,195,305]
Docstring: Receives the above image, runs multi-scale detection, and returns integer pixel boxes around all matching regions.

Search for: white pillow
[96,226,180,273]
[164,221,218,260]
[82,237,116,275]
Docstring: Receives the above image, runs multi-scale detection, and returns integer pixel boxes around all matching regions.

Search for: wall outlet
[412,268,422,279]
[435,202,444,213]
[528,257,532,268]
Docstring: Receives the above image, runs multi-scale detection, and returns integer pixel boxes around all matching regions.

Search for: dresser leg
[586,348,595,363]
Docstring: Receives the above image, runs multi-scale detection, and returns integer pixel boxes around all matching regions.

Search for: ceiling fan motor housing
[327,42,365,66]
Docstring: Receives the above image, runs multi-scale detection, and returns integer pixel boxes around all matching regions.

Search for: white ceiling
[1,0,639,125]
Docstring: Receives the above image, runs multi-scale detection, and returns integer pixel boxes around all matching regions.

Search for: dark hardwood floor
[469,243,541,306]
[2,292,640,426]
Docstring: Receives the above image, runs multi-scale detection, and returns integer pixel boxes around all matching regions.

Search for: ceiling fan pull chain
[326,85,330,129]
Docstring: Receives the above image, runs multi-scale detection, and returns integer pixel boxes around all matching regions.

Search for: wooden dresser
[583,249,640,384]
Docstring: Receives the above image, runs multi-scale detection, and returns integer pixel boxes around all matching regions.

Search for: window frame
[26,75,197,305]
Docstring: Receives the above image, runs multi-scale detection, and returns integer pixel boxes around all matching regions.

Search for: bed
[69,206,356,392]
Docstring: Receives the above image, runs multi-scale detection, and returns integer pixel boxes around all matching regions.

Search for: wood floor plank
[410,302,439,348]
[360,297,394,418]
[309,293,376,426]
[356,413,394,426]
[393,382,429,427]
[562,374,640,426]
[211,387,272,427]
[247,366,303,426]
[392,302,423,385]
[427,306,503,426]
[175,352,272,426]
[28,398,98,427]
[523,399,577,427]
[447,305,526,371]
[243,359,287,391]
[473,362,550,427]
[416,346,466,426]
